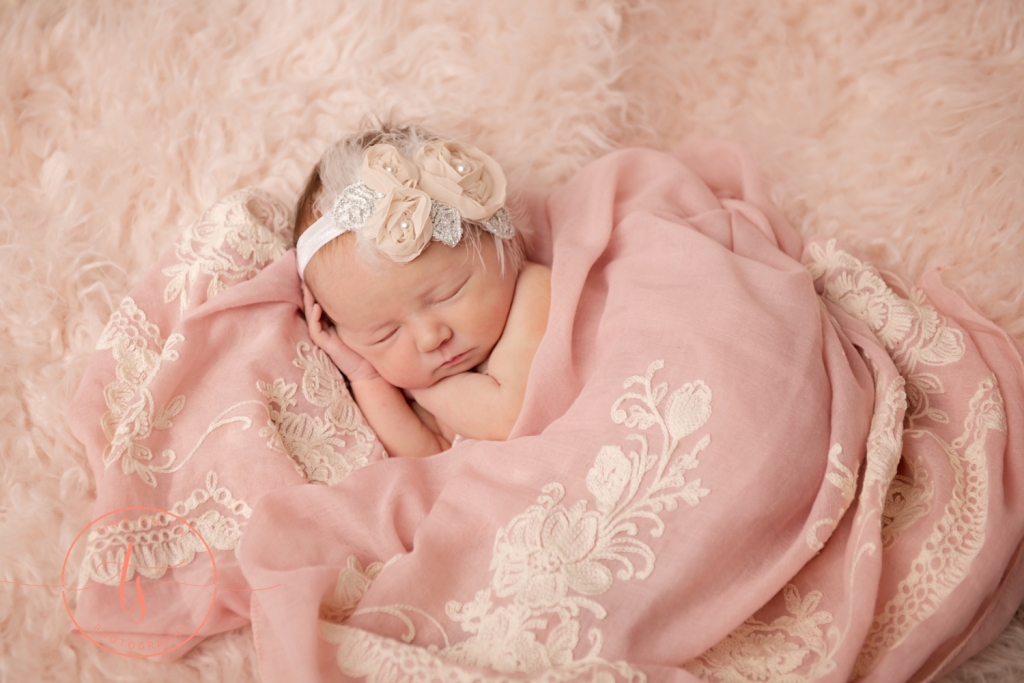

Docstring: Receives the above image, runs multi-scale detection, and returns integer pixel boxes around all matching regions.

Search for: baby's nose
[413,319,452,353]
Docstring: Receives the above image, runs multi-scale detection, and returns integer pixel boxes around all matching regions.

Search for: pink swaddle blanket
[71,143,1024,682]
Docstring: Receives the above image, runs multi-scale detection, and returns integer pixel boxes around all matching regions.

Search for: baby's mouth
[440,350,470,369]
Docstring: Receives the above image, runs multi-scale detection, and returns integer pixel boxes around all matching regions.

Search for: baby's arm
[409,262,551,440]
[303,285,447,458]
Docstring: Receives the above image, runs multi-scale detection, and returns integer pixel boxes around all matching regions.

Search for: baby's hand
[302,284,379,383]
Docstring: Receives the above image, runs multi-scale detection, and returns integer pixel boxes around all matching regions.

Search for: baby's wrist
[347,371,394,393]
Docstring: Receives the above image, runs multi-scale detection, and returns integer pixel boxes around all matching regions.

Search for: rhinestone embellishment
[332,183,384,234]
[482,207,515,240]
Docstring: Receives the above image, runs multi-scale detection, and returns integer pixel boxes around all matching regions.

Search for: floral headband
[295,139,515,277]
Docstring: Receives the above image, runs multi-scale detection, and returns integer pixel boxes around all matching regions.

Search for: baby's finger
[309,309,328,339]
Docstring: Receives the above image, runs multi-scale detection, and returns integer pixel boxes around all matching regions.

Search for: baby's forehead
[312,239,478,316]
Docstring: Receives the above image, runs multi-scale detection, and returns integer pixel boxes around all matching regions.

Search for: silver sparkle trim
[429,201,463,247]
[332,183,383,233]
[482,206,515,240]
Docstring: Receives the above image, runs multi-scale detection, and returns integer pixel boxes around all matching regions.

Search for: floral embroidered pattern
[98,297,267,487]
[258,341,376,484]
[880,454,932,549]
[320,556,387,625]
[321,360,712,680]
[97,297,187,487]
[806,444,855,552]
[806,240,1004,676]
[854,376,1003,675]
[321,622,646,683]
[77,470,251,587]
[163,188,291,313]
[685,585,836,683]
[860,371,907,503]
[806,240,965,430]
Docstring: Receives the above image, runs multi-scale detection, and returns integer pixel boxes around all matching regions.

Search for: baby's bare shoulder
[498,262,548,344]
[486,262,550,380]
[512,262,551,305]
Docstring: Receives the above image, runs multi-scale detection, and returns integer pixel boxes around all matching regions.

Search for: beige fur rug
[2,0,1023,680]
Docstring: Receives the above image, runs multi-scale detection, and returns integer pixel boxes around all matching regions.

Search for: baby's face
[306,235,518,389]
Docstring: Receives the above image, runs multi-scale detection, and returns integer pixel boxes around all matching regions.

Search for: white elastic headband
[296,213,343,278]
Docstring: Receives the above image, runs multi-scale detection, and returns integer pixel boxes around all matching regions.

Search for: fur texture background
[2,0,1023,680]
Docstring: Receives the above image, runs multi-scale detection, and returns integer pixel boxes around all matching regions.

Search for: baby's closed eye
[371,328,398,345]
[434,277,469,304]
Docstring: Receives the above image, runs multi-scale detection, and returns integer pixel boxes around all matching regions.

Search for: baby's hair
[292,121,525,275]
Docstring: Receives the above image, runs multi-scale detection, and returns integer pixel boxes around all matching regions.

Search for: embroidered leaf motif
[153,395,186,430]
[546,619,580,668]
[806,239,965,381]
[856,376,1002,676]
[664,381,713,441]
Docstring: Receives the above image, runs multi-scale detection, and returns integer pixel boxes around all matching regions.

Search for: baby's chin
[380,368,448,390]
[391,370,460,390]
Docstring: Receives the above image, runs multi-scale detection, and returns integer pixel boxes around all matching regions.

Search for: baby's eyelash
[373,329,397,344]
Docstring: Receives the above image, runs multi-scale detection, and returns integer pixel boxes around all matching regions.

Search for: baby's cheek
[374,349,426,389]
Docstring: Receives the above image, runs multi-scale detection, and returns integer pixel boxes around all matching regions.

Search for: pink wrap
[71,144,1024,682]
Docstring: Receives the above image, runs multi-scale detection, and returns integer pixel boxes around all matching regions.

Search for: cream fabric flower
[361,144,420,194]
[414,141,506,221]
[366,185,433,263]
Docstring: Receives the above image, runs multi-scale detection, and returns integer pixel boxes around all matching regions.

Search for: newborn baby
[294,123,550,457]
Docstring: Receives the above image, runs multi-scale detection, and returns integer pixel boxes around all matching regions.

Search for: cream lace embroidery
[320,360,713,680]
[99,305,374,488]
[806,240,1002,677]
[806,444,856,552]
[77,470,252,588]
[854,376,1003,675]
[163,189,291,313]
[320,622,646,683]
[684,585,835,683]
[860,371,907,503]
[97,297,187,487]
[880,454,932,549]
[320,556,388,625]
[258,342,376,484]
[806,240,965,431]
[98,297,269,487]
